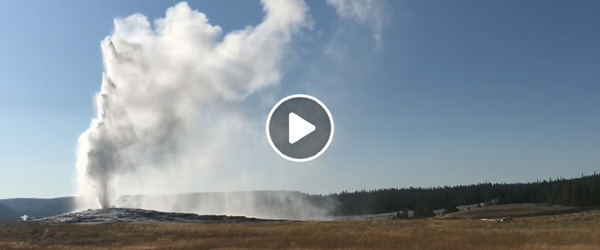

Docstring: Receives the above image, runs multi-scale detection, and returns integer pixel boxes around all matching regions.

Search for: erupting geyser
[75,0,311,210]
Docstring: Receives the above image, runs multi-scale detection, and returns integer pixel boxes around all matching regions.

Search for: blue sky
[1,0,599,199]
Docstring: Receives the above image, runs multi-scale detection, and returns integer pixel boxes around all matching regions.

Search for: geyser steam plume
[75,0,311,209]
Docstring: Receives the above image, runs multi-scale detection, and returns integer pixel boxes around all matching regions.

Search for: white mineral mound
[34,208,274,224]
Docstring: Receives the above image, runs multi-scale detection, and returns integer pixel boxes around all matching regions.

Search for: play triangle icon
[289,112,316,144]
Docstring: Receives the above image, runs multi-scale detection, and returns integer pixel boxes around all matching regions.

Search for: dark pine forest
[327,172,600,217]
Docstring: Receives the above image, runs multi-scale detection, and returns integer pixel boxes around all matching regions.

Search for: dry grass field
[1,209,600,250]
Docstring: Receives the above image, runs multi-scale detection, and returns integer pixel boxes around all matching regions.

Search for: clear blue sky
[1,0,599,199]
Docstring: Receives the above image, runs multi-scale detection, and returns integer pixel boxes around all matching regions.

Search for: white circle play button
[266,94,334,162]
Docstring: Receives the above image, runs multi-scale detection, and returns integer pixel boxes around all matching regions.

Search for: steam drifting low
[75,0,313,214]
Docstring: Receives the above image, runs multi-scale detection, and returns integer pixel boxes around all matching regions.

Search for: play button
[288,113,316,144]
[266,94,334,162]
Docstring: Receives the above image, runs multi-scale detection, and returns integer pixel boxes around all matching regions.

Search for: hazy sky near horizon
[1,0,599,199]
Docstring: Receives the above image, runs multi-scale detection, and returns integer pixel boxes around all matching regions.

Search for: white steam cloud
[75,0,313,213]
[327,0,391,46]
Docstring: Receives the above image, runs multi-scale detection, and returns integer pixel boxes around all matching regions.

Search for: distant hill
[0,197,75,221]
[0,203,18,221]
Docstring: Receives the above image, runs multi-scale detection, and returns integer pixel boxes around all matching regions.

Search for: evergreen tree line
[326,172,600,217]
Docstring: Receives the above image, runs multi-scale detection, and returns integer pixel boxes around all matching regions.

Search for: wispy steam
[327,0,391,46]
[75,0,312,212]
